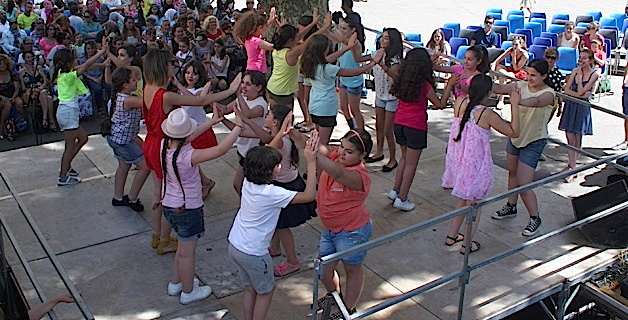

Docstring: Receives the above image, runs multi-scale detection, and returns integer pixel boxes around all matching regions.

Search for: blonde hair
[202,15,218,30]
[143,49,172,86]
[0,54,13,71]
[234,11,267,40]
[54,14,70,28]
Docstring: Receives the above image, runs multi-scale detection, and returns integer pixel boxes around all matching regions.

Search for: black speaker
[571,180,628,248]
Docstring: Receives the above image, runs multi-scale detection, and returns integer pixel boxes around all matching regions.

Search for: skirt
[559,99,593,136]
[273,174,317,229]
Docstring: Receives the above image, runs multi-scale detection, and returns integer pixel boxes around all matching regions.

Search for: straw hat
[161,109,197,139]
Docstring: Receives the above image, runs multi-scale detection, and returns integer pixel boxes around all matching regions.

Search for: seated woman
[19,51,55,131]
[426,29,451,58]
[494,36,529,80]
[558,21,580,49]
[0,54,24,141]
[581,22,605,50]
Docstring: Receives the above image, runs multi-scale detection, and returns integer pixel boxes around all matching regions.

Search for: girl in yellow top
[53,47,106,186]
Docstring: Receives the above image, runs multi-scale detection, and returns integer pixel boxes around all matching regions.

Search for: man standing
[470,16,498,48]
[17,2,39,30]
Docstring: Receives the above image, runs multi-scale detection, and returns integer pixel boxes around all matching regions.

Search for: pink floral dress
[441,104,494,200]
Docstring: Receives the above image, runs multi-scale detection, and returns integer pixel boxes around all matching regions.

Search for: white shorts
[56,98,80,131]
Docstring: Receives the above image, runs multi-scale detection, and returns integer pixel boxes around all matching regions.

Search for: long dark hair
[161,136,187,206]
[300,34,330,79]
[272,24,297,50]
[213,37,226,59]
[270,104,299,169]
[454,74,493,142]
[244,146,282,185]
[182,60,208,89]
[466,45,490,74]
[390,48,435,102]
[380,28,402,68]
[342,15,365,53]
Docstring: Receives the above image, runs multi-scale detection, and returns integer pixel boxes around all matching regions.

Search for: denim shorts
[394,125,427,150]
[375,98,399,112]
[338,83,364,96]
[319,221,372,266]
[56,99,80,131]
[162,206,205,242]
[107,137,144,164]
[506,138,547,169]
[228,243,275,294]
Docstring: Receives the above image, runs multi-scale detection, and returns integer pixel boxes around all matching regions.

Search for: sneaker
[179,284,212,305]
[57,175,81,186]
[387,189,398,201]
[67,168,79,176]
[492,204,517,219]
[393,197,415,211]
[274,261,300,277]
[612,141,628,151]
[126,196,145,212]
[329,308,357,320]
[522,216,542,236]
[167,278,200,296]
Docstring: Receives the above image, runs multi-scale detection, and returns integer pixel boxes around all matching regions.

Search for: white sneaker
[393,197,415,211]
[57,175,81,186]
[179,284,212,305]
[387,189,398,201]
[167,278,200,296]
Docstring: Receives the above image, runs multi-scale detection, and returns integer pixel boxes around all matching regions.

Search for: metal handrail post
[457,205,477,320]
[312,259,322,320]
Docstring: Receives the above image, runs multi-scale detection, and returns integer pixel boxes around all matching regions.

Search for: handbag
[100,100,114,136]
[596,78,612,94]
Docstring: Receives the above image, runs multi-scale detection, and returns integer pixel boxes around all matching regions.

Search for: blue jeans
[163,206,205,241]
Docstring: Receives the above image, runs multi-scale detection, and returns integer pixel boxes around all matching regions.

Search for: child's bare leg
[252,289,274,320]
[128,160,150,201]
[277,228,298,265]
[114,159,131,199]
[242,286,256,320]
[175,239,198,293]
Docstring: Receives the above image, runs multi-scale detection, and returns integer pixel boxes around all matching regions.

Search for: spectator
[216,0,234,22]
[122,16,142,46]
[220,21,245,74]
[85,0,99,16]
[47,31,72,64]
[20,50,54,131]
[74,33,85,61]
[102,0,122,11]
[340,0,361,23]
[208,37,229,92]
[203,15,222,40]
[54,15,75,38]
[494,36,529,80]
[157,19,172,43]
[167,23,185,55]
[17,2,39,30]
[470,16,497,48]
[544,47,564,92]
[6,0,19,21]
[81,40,107,115]
[40,1,55,24]
[146,4,162,22]
[581,22,604,50]
[0,54,23,141]
[16,36,36,65]
[0,19,27,54]
[29,18,45,50]
[68,3,83,34]
[242,0,255,13]
[95,21,121,50]
[426,29,451,57]
[162,0,175,13]
[39,23,58,57]
[558,21,580,48]
[80,10,101,41]
[182,15,196,39]
[590,39,605,71]
[0,9,10,35]
[96,4,110,24]
[193,32,212,63]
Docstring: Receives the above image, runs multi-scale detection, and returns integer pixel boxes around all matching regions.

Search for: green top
[17,13,39,30]
[57,70,88,102]
[267,48,299,96]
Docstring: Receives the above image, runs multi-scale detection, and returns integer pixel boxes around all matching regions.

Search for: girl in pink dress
[441,75,521,254]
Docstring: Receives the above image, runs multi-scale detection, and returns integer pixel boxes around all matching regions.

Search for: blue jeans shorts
[506,138,547,169]
[107,137,144,164]
[319,221,372,266]
[162,206,205,242]
[338,83,364,96]
[375,98,399,112]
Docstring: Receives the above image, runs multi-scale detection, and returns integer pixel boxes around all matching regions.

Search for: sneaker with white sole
[67,168,79,176]
[492,203,517,219]
[522,216,542,236]
[57,175,81,186]
[393,197,415,211]
[167,278,200,296]
[387,189,398,201]
[179,284,212,305]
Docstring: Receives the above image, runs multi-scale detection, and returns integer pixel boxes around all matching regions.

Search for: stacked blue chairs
[501,41,513,65]
[556,47,578,74]
[574,26,588,35]
[575,15,594,25]
[456,45,471,60]
[508,15,524,32]
[586,11,602,22]
[467,25,482,30]
[406,33,422,47]
[552,13,570,24]
[444,22,461,37]
[599,29,618,50]
[540,32,558,47]
[486,8,502,14]
[622,20,628,35]
[458,29,476,42]
[610,13,627,30]
[577,22,590,28]
[530,18,546,32]
[600,17,617,29]
[530,12,547,20]
[487,12,502,20]
[440,27,454,41]
[494,20,510,33]
[533,37,552,47]
[548,24,565,35]
[528,45,547,61]
[524,22,542,38]
[449,37,468,56]
[493,33,502,47]
[507,9,524,18]
[492,26,509,44]
[514,28,533,47]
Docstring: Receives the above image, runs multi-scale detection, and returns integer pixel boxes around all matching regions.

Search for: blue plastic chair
[494,20,510,33]
[514,28,533,47]
[604,38,612,57]
[556,47,578,74]
[599,29,618,50]
[577,22,590,28]
[586,11,602,22]
[501,41,513,65]
[456,45,471,60]
[508,9,524,18]
[508,15,524,32]
[466,25,482,30]
[444,22,461,37]
[611,13,627,30]
[530,18,546,32]
[524,22,542,38]
[530,12,547,20]
[622,20,628,35]
[493,33,502,47]
[528,45,547,61]
[552,13,570,24]
[449,37,468,56]
[440,28,454,42]
[487,12,502,20]
[540,32,558,47]
[600,17,617,29]
[406,33,422,42]
[548,24,565,35]
[533,37,552,47]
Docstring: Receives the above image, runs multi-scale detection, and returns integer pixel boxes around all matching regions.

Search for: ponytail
[453,75,493,142]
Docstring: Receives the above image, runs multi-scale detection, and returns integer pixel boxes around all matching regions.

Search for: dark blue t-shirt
[472,28,497,48]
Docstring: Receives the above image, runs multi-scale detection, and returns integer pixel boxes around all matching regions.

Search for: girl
[365,28,403,173]
[122,16,142,46]
[172,61,217,199]
[491,59,556,237]
[295,14,320,133]
[208,38,230,92]
[106,68,150,212]
[494,36,529,81]
[161,107,243,304]
[266,10,322,109]
[426,29,451,57]
[167,23,186,55]
[73,33,85,62]
[147,4,163,22]
[388,48,456,211]
[291,128,373,319]
[142,49,241,254]
[39,24,58,57]
[174,36,195,77]
[558,22,580,49]
[300,34,382,146]
[81,40,107,115]
[104,44,143,98]
[228,139,318,320]
[53,47,106,185]
[442,75,521,254]
[19,51,54,131]
[233,9,276,74]
[558,48,598,183]
[433,45,490,99]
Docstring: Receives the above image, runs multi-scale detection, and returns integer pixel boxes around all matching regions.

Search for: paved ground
[1,0,627,320]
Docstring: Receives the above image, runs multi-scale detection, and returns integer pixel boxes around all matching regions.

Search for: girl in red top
[142,49,241,254]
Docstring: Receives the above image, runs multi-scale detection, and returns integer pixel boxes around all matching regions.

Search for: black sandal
[445,233,464,246]
[460,241,481,254]
[42,119,48,129]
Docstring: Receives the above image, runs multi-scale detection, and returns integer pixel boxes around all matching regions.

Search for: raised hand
[446,73,461,88]
[509,83,521,106]
[304,130,320,161]
[373,48,385,64]
[229,73,242,94]
[347,32,359,48]
[312,8,320,23]
[211,104,224,125]
[279,111,293,137]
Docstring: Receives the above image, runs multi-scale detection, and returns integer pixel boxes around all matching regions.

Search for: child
[161,107,243,305]
[208,38,230,92]
[54,47,106,185]
[433,45,490,99]
[387,48,456,211]
[105,67,150,212]
[300,34,382,146]
[73,33,85,62]
[175,36,194,78]
[233,9,276,74]
[442,75,520,254]
[295,14,320,133]
[228,137,318,320]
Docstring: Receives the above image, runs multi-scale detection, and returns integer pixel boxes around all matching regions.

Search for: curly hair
[244,146,282,185]
[0,54,13,71]
[234,11,267,40]
[390,48,435,102]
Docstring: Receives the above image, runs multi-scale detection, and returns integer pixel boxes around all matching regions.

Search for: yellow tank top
[267,48,299,96]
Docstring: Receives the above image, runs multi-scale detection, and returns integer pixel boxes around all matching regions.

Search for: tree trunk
[259,0,329,26]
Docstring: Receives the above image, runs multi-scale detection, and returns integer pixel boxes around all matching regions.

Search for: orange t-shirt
[317,149,371,233]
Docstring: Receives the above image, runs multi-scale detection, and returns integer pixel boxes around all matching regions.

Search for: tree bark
[259,0,329,26]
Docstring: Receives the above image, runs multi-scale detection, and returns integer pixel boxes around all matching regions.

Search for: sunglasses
[545,56,557,60]
[246,1,254,3]
[484,21,493,25]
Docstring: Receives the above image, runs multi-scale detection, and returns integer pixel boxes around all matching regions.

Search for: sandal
[42,119,48,129]
[151,233,159,249]
[268,247,281,257]
[274,261,300,277]
[460,241,481,255]
[294,121,305,129]
[202,180,216,200]
[298,126,312,133]
[445,233,464,246]
[157,237,178,255]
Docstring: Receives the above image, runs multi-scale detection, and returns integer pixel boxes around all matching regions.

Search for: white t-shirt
[236,96,267,156]
[228,179,297,256]
[182,87,206,124]
[210,55,230,78]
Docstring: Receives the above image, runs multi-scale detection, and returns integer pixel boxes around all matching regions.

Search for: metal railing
[311,27,628,320]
